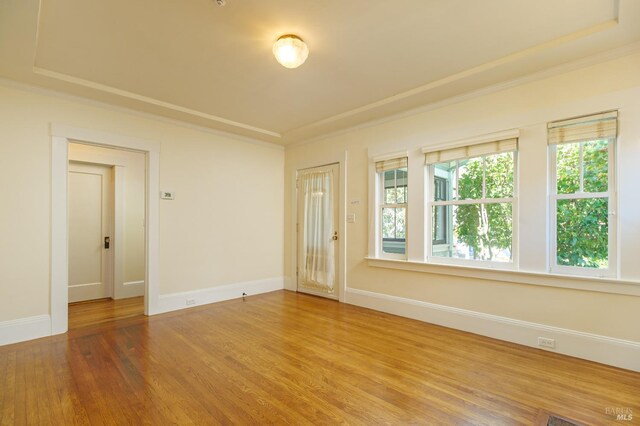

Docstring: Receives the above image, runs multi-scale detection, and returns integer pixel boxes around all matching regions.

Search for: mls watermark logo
[605,407,633,421]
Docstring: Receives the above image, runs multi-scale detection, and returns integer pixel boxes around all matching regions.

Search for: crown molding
[32,66,282,139]
[0,76,285,151]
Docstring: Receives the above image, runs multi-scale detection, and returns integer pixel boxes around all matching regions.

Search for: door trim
[51,124,160,336]
[289,152,347,303]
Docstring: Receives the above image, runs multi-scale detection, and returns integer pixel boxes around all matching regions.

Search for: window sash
[549,140,616,277]
[380,204,407,257]
[426,201,515,265]
[553,192,608,200]
[431,152,515,202]
[431,197,514,206]
[378,168,408,259]
[426,150,517,266]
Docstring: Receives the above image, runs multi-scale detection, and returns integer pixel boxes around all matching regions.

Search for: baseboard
[115,280,145,299]
[346,288,640,372]
[156,277,284,314]
[283,276,295,291]
[0,315,52,346]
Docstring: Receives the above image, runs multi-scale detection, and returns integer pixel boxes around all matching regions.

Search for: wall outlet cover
[538,337,556,349]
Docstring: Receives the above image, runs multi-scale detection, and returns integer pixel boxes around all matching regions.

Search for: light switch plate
[160,191,175,200]
[347,213,356,223]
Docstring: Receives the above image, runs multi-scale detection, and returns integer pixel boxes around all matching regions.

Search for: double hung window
[376,157,408,258]
[425,139,517,265]
[549,111,617,276]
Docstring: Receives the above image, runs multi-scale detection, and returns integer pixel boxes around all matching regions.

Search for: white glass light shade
[272,34,309,69]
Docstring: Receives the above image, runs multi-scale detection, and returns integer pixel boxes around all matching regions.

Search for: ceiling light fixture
[272,34,309,69]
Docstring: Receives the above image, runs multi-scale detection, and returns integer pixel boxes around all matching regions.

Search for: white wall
[0,81,284,324]
[285,51,640,369]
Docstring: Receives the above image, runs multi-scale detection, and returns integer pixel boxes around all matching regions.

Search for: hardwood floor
[68,296,145,329]
[0,290,638,425]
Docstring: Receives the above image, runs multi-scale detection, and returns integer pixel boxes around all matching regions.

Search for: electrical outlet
[538,337,555,349]
[186,298,196,306]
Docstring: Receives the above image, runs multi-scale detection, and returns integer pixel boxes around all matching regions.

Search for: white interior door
[297,163,340,300]
[68,162,113,302]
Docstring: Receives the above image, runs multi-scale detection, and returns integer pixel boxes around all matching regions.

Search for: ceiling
[1,0,639,145]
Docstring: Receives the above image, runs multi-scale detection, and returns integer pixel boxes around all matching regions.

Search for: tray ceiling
[1,0,639,144]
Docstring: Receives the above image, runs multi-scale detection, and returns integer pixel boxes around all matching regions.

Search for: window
[425,138,517,265]
[549,111,617,276]
[376,157,408,258]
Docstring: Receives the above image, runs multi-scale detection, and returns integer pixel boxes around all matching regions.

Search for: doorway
[51,124,160,336]
[66,143,147,328]
[296,163,340,300]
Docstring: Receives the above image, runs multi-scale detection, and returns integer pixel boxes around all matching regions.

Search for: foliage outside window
[428,151,515,263]
[549,110,617,276]
[552,140,612,270]
[376,157,408,258]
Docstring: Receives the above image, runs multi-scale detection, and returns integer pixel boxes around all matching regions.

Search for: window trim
[378,166,408,260]
[425,151,519,268]
[549,138,617,278]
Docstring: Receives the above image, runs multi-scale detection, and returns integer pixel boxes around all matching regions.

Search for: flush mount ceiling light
[272,34,309,69]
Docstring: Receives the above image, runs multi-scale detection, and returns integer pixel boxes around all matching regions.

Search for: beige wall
[0,82,284,322]
[285,52,640,342]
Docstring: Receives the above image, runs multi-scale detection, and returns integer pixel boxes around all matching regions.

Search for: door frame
[51,124,160,335]
[289,151,347,302]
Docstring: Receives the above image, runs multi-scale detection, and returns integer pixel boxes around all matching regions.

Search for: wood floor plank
[0,351,16,425]
[1,290,638,425]
[68,297,144,330]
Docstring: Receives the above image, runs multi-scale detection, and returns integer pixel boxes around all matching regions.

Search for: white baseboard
[115,280,145,299]
[284,276,295,291]
[0,315,52,346]
[156,277,284,314]
[347,288,640,372]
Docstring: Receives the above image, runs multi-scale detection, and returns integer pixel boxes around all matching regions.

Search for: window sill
[365,257,640,297]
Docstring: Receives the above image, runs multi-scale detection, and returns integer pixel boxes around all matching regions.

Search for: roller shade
[424,138,517,165]
[548,110,617,145]
[376,157,408,173]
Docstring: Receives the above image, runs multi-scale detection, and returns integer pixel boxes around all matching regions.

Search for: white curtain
[300,169,335,292]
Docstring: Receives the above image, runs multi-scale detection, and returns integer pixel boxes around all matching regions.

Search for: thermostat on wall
[160,191,175,200]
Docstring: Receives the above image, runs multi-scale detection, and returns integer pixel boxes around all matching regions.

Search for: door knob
[332,232,338,241]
